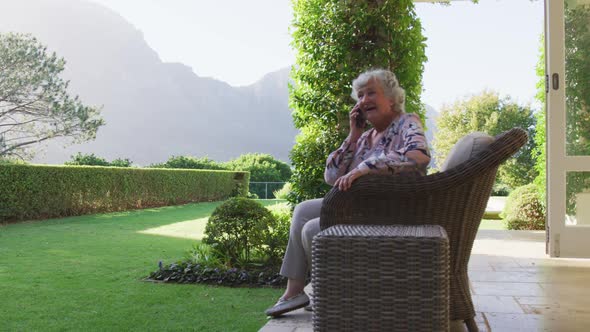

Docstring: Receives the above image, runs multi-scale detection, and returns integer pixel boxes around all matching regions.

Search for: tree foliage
[289,0,427,203]
[0,157,27,165]
[150,153,291,183]
[64,152,132,167]
[149,153,290,198]
[109,158,133,168]
[225,153,292,199]
[149,155,226,170]
[225,153,291,182]
[433,91,538,192]
[0,32,103,159]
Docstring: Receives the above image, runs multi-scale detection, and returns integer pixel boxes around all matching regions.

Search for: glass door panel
[564,1,590,156]
[566,171,590,226]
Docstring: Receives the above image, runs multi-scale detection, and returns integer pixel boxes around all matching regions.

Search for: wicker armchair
[317,128,528,331]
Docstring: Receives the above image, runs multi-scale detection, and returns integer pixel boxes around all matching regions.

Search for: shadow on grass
[136,200,289,240]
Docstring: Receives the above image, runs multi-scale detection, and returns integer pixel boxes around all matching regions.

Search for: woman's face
[356,78,395,125]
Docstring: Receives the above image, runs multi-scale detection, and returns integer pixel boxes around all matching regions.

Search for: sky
[89,0,545,112]
[90,0,294,86]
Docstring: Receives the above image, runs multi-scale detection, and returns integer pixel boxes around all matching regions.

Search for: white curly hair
[351,68,406,113]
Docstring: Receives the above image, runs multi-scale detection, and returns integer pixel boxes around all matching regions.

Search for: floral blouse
[324,113,430,185]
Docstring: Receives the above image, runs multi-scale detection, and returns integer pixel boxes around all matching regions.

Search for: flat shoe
[265,293,310,317]
[304,297,313,311]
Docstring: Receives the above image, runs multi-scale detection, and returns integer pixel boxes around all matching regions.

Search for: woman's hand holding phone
[349,102,366,141]
[354,104,366,129]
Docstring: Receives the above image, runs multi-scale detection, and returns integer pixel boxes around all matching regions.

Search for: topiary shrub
[501,184,546,230]
[203,197,275,267]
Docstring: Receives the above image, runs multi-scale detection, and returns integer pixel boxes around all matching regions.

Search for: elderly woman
[265,68,430,317]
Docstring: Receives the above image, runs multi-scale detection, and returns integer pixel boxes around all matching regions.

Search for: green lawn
[479,218,507,230]
[0,200,284,332]
[0,198,505,331]
[480,196,508,230]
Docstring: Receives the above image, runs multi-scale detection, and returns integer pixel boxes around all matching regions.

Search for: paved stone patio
[260,230,590,332]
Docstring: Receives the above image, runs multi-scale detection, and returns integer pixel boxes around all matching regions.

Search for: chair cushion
[440,132,494,171]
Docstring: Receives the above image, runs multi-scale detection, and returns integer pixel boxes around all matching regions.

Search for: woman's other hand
[405,150,431,170]
[334,169,363,191]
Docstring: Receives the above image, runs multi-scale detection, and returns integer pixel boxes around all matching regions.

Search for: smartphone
[355,108,366,128]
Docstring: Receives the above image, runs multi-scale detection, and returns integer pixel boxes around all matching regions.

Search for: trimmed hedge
[0,164,249,222]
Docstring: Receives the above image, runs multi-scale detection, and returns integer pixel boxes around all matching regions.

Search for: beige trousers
[279,198,323,280]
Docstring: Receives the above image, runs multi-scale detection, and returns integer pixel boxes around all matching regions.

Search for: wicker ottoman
[311,224,450,332]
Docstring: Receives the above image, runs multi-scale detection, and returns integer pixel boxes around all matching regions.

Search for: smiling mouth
[365,106,377,112]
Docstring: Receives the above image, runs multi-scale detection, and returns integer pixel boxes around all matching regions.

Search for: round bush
[501,184,546,230]
[203,197,275,267]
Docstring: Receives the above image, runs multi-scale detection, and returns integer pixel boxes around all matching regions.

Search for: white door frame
[545,0,590,257]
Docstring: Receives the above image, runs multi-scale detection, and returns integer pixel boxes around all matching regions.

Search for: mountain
[0,0,298,165]
[0,0,439,166]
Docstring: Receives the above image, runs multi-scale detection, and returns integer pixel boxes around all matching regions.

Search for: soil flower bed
[147,262,287,287]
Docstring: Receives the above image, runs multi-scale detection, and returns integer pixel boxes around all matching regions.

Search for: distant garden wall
[0,164,249,222]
